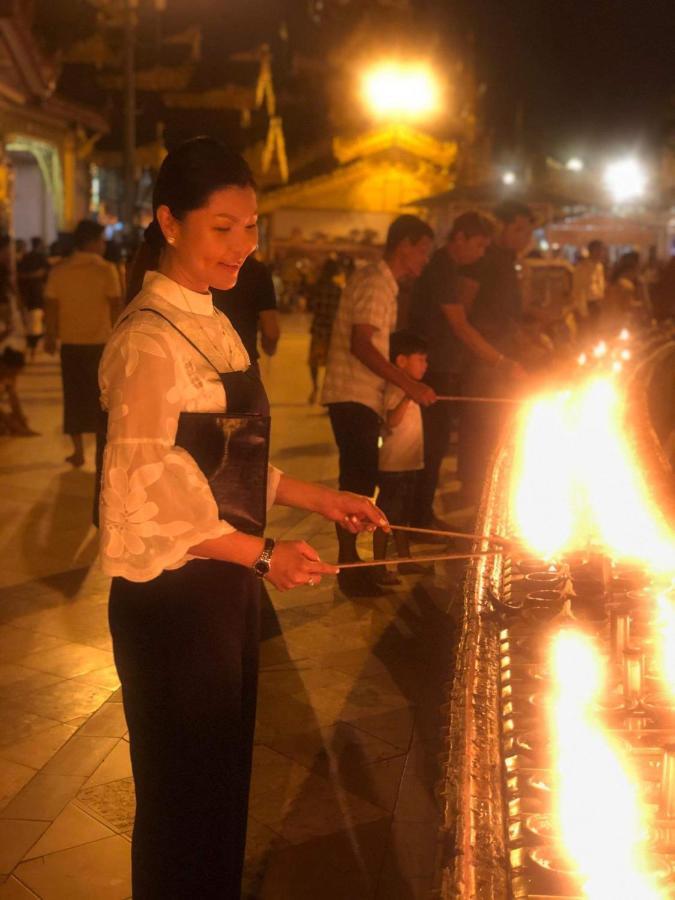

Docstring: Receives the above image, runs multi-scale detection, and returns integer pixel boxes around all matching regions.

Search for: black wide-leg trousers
[109,559,260,900]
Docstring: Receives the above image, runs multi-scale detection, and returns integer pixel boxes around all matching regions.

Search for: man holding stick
[453,200,533,506]
[409,210,495,531]
[322,215,436,596]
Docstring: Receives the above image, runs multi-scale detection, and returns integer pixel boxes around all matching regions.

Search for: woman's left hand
[318,490,389,534]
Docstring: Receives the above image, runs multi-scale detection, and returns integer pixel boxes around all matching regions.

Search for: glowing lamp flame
[574,378,674,575]
[619,328,631,341]
[578,352,588,366]
[511,393,577,559]
[550,631,659,899]
[593,341,608,358]
[512,377,675,574]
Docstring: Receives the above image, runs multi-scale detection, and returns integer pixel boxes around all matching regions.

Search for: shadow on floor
[247,567,462,900]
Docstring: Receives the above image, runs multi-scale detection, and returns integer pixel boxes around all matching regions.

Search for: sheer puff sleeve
[99,325,231,582]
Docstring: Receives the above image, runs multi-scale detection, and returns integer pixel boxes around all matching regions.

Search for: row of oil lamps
[498,553,675,898]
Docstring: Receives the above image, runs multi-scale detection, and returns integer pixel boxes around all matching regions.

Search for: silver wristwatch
[252,538,275,578]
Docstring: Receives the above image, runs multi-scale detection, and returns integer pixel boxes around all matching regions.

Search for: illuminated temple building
[0,0,107,241]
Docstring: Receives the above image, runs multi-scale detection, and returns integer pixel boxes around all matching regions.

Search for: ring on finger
[307,578,316,587]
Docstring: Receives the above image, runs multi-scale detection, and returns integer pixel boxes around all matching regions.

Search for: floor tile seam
[253,744,400,818]
[4,818,51,867]
[2,674,114,704]
[13,829,125,872]
[332,718,412,756]
[3,873,40,898]
[64,795,130,836]
[0,766,85,819]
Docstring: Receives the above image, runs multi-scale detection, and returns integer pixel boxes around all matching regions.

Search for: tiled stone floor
[0,315,466,899]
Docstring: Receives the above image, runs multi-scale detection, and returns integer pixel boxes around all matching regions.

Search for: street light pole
[123,0,137,235]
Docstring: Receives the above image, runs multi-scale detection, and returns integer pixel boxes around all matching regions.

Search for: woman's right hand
[265,540,338,592]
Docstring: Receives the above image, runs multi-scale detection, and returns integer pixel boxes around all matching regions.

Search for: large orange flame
[550,630,660,899]
[511,377,674,575]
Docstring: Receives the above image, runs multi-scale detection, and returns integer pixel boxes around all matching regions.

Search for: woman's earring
[168,237,176,245]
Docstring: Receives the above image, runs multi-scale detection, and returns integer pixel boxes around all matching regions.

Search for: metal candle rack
[498,555,675,898]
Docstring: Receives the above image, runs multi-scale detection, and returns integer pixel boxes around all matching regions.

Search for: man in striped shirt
[322,215,436,596]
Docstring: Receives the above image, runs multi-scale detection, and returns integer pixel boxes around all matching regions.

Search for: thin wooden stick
[389,523,512,545]
[337,550,502,569]
[435,395,519,404]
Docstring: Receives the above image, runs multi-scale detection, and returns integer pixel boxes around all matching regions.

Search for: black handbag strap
[120,306,221,375]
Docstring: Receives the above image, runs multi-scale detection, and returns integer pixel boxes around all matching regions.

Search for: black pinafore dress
[104,308,270,899]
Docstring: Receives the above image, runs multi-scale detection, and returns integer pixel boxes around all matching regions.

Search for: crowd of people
[312,205,675,596]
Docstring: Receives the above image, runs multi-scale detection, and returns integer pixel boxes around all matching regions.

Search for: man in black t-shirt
[213,256,280,364]
[409,211,494,529]
[454,201,534,503]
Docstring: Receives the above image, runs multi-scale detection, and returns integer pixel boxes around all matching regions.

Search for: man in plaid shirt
[322,215,436,596]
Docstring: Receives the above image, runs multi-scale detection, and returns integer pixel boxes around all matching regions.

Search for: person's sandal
[373,570,402,586]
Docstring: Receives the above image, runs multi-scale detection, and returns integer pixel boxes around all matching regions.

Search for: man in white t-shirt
[372,330,430,583]
[322,216,436,596]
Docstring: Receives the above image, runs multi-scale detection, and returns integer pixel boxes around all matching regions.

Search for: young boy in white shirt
[373,330,429,583]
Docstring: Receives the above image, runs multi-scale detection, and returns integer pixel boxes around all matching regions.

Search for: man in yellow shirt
[45,220,122,467]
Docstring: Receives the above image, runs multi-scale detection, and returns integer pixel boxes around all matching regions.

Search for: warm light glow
[592,340,608,358]
[550,631,659,899]
[578,352,588,366]
[657,592,675,696]
[566,157,584,172]
[603,158,647,203]
[511,393,577,559]
[510,377,675,575]
[619,328,631,341]
[502,170,516,186]
[574,378,674,575]
[361,62,440,120]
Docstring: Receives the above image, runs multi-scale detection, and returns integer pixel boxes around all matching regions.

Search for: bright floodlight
[566,157,584,172]
[603,158,647,203]
[502,171,516,186]
[361,63,440,120]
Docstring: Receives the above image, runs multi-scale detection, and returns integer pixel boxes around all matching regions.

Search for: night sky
[36,0,675,161]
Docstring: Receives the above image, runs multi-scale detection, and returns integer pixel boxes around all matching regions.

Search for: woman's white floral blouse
[98,271,281,582]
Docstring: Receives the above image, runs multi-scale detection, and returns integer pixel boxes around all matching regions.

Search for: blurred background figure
[44,220,122,467]
[0,346,38,436]
[307,257,344,404]
[213,255,280,372]
[651,256,675,322]
[17,236,49,360]
[572,239,606,334]
[605,251,650,330]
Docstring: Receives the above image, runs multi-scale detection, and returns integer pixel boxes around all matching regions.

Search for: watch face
[254,558,270,577]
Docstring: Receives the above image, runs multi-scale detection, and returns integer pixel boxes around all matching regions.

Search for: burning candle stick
[610,605,631,662]
[623,647,645,707]
[659,744,675,819]
[655,591,675,695]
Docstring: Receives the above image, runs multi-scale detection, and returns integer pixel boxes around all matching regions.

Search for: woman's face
[159,185,259,292]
